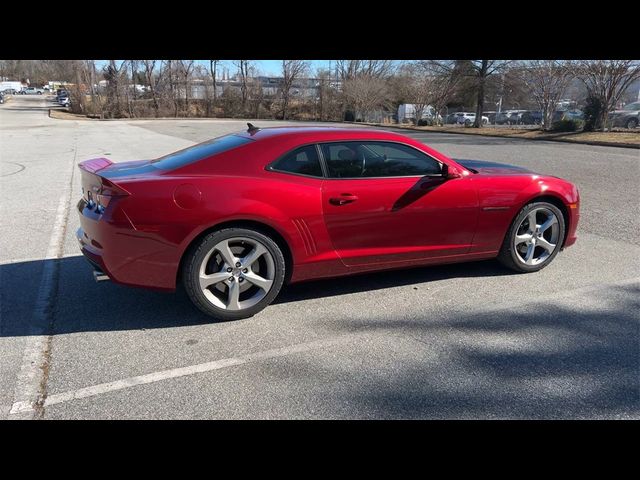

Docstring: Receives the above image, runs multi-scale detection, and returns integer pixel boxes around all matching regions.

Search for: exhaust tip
[93,270,110,282]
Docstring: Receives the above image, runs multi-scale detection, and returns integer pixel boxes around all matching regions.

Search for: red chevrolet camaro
[76,125,579,320]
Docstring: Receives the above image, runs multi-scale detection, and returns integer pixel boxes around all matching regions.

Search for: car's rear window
[151,134,252,170]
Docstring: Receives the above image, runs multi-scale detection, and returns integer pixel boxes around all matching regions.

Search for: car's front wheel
[626,118,638,129]
[182,228,286,321]
[498,202,565,273]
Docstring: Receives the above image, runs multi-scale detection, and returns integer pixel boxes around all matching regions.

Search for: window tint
[151,134,252,170]
[270,145,323,177]
[321,141,442,178]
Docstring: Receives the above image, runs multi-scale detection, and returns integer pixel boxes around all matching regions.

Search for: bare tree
[392,62,461,125]
[342,75,390,122]
[314,68,341,121]
[104,60,127,117]
[394,63,430,124]
[235,60,250,110]
[335,60,395,121]
[280,60,308,120]
[71,60,88,114]
[142,60,160,116]
[315,69,329,121]
[248,77,264,118]
[178,60,195,115]
[516,60,575,130]
[576,60,640,130]
[431,60,511,127]
[125,60,139,117]
[164,60,179,117]
[336,60,394,80]
[209,60,219,101]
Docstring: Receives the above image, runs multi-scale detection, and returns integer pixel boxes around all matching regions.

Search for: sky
[249,60,333,76]
[96,60,334,77]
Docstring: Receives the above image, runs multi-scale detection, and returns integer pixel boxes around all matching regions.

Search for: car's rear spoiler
[78,157,113,174]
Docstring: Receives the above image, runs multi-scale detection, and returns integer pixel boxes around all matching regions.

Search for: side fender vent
[292,218,317,256]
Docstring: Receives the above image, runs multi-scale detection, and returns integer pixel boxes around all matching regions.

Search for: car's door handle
[329,194,359,206]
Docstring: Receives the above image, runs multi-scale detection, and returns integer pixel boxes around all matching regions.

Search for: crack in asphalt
[0,162,26,177]
[34,130,79,419]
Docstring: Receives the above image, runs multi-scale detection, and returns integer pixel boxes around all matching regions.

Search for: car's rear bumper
[76,199,178,291]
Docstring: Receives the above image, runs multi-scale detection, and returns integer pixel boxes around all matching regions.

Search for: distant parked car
[552,109,584,123]
[608,102,640,129]
[19,87,44,95]
[483,111,497,124]
[445,112,458,124]
[454,112,489,126]
[563,110,584,121]
[496,110,526,125]
[417,113,443,126]
[494,112,509,124]
[520,111,543,125]
[2,88,18,95]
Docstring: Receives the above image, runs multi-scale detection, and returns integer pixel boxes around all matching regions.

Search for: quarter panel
[470,174,579,253]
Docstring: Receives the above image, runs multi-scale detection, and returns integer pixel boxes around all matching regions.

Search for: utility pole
[496,72,505,124]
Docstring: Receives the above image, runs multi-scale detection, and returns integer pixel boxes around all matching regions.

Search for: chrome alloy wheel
[513,207,560,266]
[198,237,275,311]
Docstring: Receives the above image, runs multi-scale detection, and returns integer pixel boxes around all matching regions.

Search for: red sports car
[76,125,579,320]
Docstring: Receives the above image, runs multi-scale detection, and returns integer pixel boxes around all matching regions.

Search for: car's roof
[235,126,414,143]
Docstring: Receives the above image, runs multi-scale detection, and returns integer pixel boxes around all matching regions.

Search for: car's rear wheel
[182,228,286,321]
[498,202,565,273]
[626,118,638,129]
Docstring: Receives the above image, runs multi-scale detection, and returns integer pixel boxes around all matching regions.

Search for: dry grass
[381,124,640,147]
[48,109,96,120]
[553,131,640,145]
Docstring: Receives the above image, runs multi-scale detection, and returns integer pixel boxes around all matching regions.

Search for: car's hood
[454,159,534,176]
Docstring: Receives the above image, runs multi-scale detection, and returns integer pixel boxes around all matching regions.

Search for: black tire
[497,201,565,273]
[626,118,638,129]
[182,228,286,321]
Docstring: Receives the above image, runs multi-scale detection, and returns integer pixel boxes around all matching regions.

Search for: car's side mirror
[441,163,461,179]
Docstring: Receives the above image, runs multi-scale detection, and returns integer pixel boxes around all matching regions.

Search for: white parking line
[8,193,69,418]
[7,132,78,419]
[13,335,357,412]
[0,253,82,267]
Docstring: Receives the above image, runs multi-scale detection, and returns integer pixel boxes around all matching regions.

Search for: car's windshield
[623,102,640,111]
[151,134,252,170]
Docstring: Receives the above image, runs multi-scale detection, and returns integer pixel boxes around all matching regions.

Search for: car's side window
[270,145,323,178]
[320,141,442,178]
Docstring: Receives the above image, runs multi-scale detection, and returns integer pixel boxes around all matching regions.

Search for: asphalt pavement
[1,95,638,419]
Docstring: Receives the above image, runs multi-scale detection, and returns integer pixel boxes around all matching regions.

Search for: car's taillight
[96,179,128,213]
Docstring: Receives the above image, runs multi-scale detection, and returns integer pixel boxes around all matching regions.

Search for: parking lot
[1,94,638,419]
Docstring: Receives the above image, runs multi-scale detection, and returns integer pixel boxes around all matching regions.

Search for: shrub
[583,95,604,131]
[551,119,582,132]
